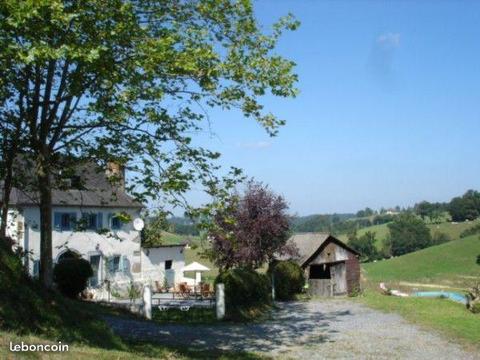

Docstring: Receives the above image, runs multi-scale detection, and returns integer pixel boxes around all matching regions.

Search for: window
[165,260,172,270]
[309,264,331,279]
[82,213,103,230]
[111,215,122,230]
[32,260,40,278]
[106,255,121,274]
[54,212,77,231]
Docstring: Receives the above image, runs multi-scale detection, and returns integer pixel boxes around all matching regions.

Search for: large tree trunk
[37,154,53,288]
[0,147,15,239]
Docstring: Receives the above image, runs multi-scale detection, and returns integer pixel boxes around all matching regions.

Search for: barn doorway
[309,264,331,279]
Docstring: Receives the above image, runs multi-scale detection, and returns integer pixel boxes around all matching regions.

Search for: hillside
[362,235,480,287]
[339,218,480,249]
[0,238,122,346]
[143,231,201,247]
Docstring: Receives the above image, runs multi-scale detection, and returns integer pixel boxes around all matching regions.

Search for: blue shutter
[69,212,77,231]
[106,257,114,274]
[97,213,103,229]
[54,213,61,230]
[122,256,129,274]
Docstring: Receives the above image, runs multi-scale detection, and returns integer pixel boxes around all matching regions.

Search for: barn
[286,233,361,296]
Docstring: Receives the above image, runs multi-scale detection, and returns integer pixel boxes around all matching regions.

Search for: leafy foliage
[387,213,432,256]
[448,190,480,222]
[269,260,304,301]
[215,268,271,320]
[414,201,446,223]
[53,258,93,298]
[356,207,374,218]
[460,223,480,238]
[141,211,170,248]
[0,0,298,285]
[348,231,379,262]
[208,180,292,269]
[431,231,452,245]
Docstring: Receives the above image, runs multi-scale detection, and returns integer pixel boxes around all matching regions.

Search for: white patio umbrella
[181,261,210,286]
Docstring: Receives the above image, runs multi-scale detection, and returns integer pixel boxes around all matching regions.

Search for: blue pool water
[413,291,467,304]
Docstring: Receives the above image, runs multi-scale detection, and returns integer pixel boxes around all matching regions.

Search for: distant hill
[339,218,480,249]
[290,213,356,233]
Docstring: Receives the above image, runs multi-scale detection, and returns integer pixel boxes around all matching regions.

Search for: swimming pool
[413,291,467,304]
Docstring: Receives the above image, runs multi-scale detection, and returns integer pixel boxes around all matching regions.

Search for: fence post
[271,272,275,301]
[216,283,225,320]
[143,285,152,320]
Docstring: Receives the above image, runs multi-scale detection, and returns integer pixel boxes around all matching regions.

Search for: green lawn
[362,235,480,286]
[358,290,480,349]
[358,228,480,350]
[0,330,265,359]
[427,218,480,240]
[338,222,391,247]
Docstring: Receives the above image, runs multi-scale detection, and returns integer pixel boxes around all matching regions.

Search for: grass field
[362,235,480,287]
[0,330,264,359]
[338,218,480,249]
[360,232,480,349]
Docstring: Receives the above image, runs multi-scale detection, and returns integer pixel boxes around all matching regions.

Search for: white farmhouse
[2,162,185,293]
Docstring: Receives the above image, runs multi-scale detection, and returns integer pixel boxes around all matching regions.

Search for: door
[331,262,347,295]
[89,255,102,287]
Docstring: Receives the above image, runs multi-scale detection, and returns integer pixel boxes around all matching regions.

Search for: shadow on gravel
[105,301,353,354]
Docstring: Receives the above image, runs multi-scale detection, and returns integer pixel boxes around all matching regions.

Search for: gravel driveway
[104,300,478,359]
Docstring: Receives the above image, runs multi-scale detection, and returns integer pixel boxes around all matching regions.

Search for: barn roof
[286,232,360,267]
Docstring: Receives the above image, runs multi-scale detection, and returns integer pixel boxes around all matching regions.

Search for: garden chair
[178,282,192,298]
[154,281,162,294]
[200,283,214,299]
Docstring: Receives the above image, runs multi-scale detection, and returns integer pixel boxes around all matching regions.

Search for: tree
[449,190,480,222]
[0,1,298,286]
[356,207,374,218]
[414,201,433,221]
[208,181,292,270]
[0,117,26,238]
[387,213,432,256]
[348,231,379,262]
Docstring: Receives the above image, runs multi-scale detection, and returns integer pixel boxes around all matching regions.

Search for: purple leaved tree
[208,180,295,270]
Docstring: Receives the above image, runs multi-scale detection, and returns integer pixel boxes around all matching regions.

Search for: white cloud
[376,32,401,48]
[237,141,272,150]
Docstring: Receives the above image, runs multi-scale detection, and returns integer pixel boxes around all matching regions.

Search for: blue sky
[186,0,480,216]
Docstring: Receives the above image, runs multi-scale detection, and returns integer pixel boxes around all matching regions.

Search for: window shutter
[54,213,61,230]
[107,213,112,228]
[106,257,114,274]
[69,213,77,230]
[122,256,129,274]
[97,213,103,229]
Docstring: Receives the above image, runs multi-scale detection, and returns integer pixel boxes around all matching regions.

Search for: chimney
[106,162,125,192]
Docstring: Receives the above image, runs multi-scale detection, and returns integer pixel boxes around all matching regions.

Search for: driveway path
[104,300,478,359]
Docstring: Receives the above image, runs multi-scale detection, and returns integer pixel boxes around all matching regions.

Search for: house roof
[286,232,360,267]
[0,161,142,209]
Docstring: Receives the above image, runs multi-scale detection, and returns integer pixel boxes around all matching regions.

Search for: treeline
[290,213,396,235]
[414,190,480,223]
[166,216,200,236]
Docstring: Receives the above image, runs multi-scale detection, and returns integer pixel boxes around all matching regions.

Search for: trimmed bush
[269,260,305,301]
[53,258,93,298]
[470,302,480,314]
[215,267,271,320]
